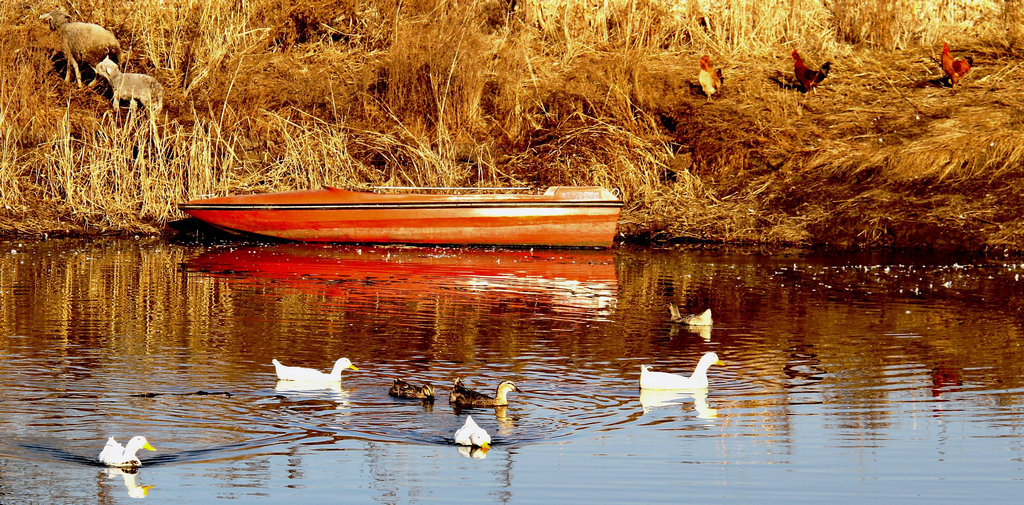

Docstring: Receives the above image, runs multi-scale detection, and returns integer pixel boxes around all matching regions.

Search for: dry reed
[1,0,1022,252]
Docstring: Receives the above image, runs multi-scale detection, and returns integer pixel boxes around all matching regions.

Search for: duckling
[98,436,156,467]
[449,378,521,407]
[388,378,435,401]
[640,352,724,390]
[669,303,713,326]
[454,415,491,448]
[272,357,358,381]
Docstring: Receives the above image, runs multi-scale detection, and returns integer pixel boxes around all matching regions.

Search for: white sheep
[95,57,164,117]
[39,9,121,88]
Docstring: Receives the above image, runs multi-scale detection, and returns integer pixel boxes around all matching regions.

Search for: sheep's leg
[87,66,100,87]
[70,58,83,87]
[63,41,83,87]
[62,56,74,84]
[60,45,71,83]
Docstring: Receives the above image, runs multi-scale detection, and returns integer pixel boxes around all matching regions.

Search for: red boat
[178,186,622,248]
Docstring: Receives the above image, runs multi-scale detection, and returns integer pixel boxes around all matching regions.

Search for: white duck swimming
[272,357,358,381]
[640,352,724,390]
[454,415,491,449]
[98,436,156,467]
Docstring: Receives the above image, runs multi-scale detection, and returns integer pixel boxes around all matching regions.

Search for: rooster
[792,49,831,93]
[941,43,973,88]
[698,55,723,99]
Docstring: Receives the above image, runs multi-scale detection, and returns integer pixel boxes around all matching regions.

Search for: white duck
[640,352,724,390]
[669,304,713,326]
[272,357,358,381]
[98,436,156,467]
[454,415,491,449]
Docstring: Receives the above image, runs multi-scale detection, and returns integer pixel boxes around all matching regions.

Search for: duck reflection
[451,403,516,433]
[493,405,515,434]
[275,380,350,408]
[639,389,718,419]
[670,324,712,342]
[102,467,153,499]
[457,445,489,459]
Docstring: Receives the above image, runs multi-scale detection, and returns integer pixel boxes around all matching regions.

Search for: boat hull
[179,186,622,248]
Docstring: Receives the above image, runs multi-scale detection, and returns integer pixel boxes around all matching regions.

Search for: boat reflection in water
[181,244,618,316]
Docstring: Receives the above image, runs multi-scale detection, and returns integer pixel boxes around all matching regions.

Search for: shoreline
[3,2,1021,256]
[0,216,1014,259]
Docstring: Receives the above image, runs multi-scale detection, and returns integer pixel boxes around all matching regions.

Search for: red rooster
[792,49,831,93]
[698,55,723,99]
[941,43,973,88]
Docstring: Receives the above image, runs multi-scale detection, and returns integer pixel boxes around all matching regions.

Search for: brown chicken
[698,55,723,99]
[941,43,973,88]
[792,49,831,92]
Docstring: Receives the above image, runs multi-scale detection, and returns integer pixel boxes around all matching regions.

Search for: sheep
[95,57,164,117]
[39,9,120,88]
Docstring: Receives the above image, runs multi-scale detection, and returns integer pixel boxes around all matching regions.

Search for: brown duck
[669,303,713,326]
[449,378,521,407]
[388,378,435,401]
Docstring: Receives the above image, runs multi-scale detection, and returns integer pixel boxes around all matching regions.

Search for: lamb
[95,57,164,117]
[39,9,121,88]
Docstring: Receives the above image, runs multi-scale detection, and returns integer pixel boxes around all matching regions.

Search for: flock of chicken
[698,43,974,98]
[97,305,722,466]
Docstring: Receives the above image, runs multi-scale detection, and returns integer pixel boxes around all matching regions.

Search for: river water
[1,238,1022,504]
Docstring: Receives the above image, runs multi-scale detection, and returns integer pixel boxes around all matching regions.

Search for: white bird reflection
[639,388,718,419]
[689,325,712,342]
[457,445,489,459]
[102,467,154,498]
[275,380,350,408]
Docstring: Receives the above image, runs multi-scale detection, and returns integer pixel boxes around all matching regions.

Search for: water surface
[1,239,1022,503]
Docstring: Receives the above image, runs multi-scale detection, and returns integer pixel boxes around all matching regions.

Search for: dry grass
[1,0,1022,252]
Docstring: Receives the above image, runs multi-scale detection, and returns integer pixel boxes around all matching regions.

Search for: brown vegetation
[1,0,1022,253]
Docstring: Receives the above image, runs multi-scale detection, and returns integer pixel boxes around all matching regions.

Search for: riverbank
[2,1,1022,253]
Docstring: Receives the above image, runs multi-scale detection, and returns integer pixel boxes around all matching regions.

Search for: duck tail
[669,303,681,321]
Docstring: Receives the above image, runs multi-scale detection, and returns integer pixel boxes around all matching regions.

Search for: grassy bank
[1,0,1022,252]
